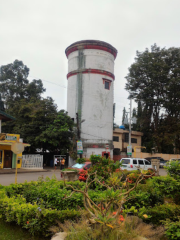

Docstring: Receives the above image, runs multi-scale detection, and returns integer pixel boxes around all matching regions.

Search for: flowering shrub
[112,211,125,223]
[88,155,120,180]
[142,168,155,177]
[78,170,88,182]
[127,172,146,184]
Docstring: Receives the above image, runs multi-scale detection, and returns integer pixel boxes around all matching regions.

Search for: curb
[0,170,51,174]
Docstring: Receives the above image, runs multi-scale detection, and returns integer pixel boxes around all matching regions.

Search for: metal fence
[22,155,43,169]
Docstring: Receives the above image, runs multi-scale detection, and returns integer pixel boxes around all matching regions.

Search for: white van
[120,158,152,171]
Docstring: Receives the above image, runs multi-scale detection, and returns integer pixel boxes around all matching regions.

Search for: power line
[29,75,67,89]
[29,75,129,99]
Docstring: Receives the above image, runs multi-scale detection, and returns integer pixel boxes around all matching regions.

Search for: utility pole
[129,98,132,156]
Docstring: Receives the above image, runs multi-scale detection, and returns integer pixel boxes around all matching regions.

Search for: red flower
[98,204,105,210]
[27,221,29,224]
[119,215,124,222]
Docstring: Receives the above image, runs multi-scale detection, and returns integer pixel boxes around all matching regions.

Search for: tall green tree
[125,44,180,153]
[36,110,74,153]
[1,60,74,153]
[0,60,45,106]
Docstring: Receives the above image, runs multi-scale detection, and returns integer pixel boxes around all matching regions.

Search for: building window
[131,138,137,143]
[124,133,129,143]
[124,134,137,144]
[105,81,109,89]
[113,136,119,142]
[103,78,112,90]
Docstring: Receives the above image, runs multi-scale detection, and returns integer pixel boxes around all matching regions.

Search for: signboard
[0,133,18,141]
[77,140,83,154]
[6,135,17,141]
[127,145,132,155]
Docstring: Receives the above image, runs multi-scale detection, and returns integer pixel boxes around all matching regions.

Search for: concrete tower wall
[66,40,117,158]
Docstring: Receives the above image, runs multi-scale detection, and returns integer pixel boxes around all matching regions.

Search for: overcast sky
[0,0,180,125]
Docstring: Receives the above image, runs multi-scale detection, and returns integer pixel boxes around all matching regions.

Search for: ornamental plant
[78,170,88,182]
[126,172,145,184]
[88,155,121,181]
[64,168,156,233]
[60,215,164,240]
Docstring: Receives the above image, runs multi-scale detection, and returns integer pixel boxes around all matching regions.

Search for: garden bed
[0,158,179,239]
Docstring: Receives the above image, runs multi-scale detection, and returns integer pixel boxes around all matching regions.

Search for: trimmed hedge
[0,189,80,237]
[139,203,180,225]
[4,179,106,211]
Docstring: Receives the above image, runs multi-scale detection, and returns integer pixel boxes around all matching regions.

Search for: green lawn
[0,219,50,240]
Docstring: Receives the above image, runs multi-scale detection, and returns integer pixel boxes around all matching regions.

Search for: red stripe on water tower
[67,69,115,80]
[66,45,117,59]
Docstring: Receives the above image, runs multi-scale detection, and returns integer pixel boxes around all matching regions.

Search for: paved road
[0,169,167,186]
[0,171,62,186]
[159,168,167,176]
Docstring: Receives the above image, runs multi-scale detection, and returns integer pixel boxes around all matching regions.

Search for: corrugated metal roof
[0,141,30,147]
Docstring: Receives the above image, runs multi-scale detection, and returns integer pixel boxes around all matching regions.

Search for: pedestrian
[61,158,65,170]
[54,158,57,169]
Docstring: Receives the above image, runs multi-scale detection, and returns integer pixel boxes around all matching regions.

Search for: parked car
[120,158,152,171]
[159,159,167,168]
[71,162,92,173]
[145,157,166,168]
[145,157,165,162]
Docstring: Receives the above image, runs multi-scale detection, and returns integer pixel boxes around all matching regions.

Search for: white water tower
[65,40,117,158]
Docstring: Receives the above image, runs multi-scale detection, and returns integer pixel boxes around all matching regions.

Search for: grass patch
[0,219,50,240]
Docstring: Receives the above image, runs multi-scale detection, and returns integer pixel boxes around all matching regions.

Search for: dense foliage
[125,44,180,153]
[0,60,74,153]
[165,160,180,180]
